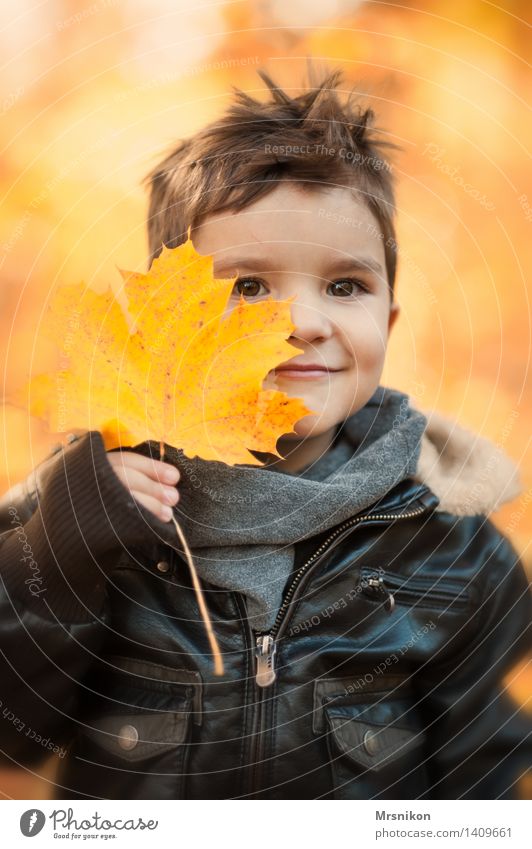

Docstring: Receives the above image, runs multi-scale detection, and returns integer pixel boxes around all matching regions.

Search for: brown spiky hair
[141,66,400,294]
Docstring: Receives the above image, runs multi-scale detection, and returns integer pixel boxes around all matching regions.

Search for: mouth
[268,366,342,381]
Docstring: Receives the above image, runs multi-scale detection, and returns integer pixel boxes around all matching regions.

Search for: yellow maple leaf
[9,231,317,677]
[12,230,315,464]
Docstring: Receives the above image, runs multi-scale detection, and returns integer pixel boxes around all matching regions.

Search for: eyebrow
[213,255,384,276]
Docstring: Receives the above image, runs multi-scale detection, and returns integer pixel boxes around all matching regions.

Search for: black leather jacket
[0,431,530,800]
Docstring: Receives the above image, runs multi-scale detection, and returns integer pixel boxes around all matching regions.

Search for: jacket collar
[411,404,522,516]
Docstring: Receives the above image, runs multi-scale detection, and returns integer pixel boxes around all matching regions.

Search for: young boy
[0,68,530,801]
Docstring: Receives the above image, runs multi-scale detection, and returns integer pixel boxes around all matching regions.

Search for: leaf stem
[160,438,224,677]
[170,515,224,676]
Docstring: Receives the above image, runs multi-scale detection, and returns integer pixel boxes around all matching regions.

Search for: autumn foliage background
[1,0,530,798]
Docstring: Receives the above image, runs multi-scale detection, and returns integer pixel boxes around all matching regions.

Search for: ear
[388,299,400,334]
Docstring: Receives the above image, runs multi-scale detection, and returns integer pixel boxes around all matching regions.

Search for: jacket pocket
[319,688,428,799]
[81,710,191,763]
[64,655,200,799]
[360,567,475,612]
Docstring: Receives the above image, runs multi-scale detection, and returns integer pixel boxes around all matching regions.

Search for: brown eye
[328,278,367,297]
[233,277,265,298]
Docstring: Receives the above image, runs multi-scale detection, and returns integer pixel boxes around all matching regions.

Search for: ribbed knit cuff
[0,430,178,623]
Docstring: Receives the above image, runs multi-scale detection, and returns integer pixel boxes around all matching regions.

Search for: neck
[249,425,339,474]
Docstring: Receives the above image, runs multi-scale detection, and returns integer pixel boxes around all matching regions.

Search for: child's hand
[106,450,180,523]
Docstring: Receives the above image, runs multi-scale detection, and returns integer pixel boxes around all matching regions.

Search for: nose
[287,296,334,346]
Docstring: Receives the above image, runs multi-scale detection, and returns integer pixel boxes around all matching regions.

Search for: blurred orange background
[1,0,530,799]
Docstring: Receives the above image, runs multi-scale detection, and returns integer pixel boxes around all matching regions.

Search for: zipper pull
[255,633,277,687]
[365,575,395,613]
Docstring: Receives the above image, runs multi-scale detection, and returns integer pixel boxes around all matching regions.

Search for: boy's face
[191,182,400,455]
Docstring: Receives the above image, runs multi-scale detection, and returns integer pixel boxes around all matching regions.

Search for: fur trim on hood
[411,405,523,516]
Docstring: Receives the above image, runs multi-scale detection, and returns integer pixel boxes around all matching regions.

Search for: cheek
[342,313,389,367]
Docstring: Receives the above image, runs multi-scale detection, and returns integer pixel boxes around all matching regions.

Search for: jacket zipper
[360,567,472,609]
[253,497,432,689]
[234,592,269,797]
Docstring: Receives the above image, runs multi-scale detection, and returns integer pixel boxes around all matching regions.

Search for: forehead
[191,183,386,273]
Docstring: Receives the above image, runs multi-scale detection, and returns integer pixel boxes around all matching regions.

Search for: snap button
[117,724,139,750]
[363,729,380,755]
[156,560,170,573]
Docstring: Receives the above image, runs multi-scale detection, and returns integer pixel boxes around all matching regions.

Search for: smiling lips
[269,364,341,380]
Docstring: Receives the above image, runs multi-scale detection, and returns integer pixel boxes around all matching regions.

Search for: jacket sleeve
[0,431,170,768]
[418,517,532,800]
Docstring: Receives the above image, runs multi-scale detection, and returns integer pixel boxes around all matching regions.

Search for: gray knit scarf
[155,385,427,631]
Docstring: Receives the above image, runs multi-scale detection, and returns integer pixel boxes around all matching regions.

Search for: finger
[108,462,180,507]
[107,449,179,483]
[129,489,175,523]
[106,449,180,484]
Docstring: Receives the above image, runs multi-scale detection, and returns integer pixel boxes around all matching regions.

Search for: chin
[279,413,335,440]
